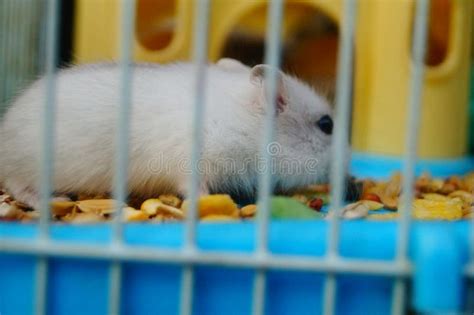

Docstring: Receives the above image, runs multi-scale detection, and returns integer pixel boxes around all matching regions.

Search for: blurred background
[1,0,473,157]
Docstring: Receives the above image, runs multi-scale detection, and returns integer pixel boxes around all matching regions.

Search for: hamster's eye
[316,115,333,135]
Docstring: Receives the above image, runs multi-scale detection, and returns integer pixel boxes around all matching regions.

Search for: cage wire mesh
[0,0,46,116]
[0,0,473,315]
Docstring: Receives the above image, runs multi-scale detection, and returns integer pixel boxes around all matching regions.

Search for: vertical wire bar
[252,1,284,315]
[252,270,267,315]
[397,0,430,263]
[12,0,25,95]
[322,275,337,315]
[255,0,284,256]
[326,0,357,261]
[12,2,20,94]
[20,0,33,85]
[112,0,135,244]
[391,280,406,315]
[108,1,135,315]
[180,265,195,315]
[17,0,27,90]
[24,0,37,88]
[392,1,430,314]
[38,0,59,242]
[6,0,16,100]
[0,0,8,109]
[2,0,11,106]
[180,1,210,315]
[323,0,357,314]
[36,1,60,315]
[2,0,14,108]
[5,0,15,101]
[108,262,122,315]
[35,258,48,315]
[184,0,210,254]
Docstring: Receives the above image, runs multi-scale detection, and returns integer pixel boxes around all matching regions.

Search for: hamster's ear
[250,64,288,114]
[217,58,251,72]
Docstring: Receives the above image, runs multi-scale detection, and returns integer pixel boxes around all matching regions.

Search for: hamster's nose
[317,115,333,135]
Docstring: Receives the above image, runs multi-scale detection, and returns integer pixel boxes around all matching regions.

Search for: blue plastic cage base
[0,221,472,315]
[0,153,473,315]
[351,152,474,179]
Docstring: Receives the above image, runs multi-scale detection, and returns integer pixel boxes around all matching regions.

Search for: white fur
[0,61,338,208]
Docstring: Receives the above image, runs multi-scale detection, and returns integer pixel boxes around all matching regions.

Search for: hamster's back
[0,62,253,201]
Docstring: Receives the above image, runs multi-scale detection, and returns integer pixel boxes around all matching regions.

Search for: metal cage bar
[392,1,430,314]
[1,0,13,108]
[38,0,59,242]
[253,1,285,315]
[180,1,211,315]
[111,0,136,244]
[1,0,40,109]
[108,0,136,314]
[35,0,60,314]
[0,239,413,276]
[0,1,6,104]
[16,0,27,92]
[323,0,357,314]
[184,0,210,253]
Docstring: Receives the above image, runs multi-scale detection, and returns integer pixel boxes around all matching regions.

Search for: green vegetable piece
[271,197,325,219]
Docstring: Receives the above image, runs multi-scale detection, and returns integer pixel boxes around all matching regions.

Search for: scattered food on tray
[181,194,239,219]
[240,204,257,218]
[0,172,473,223]
[341,202,370,219]
[271,197,325,219]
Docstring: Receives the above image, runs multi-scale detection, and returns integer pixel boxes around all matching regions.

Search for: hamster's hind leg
[4,178,41,210]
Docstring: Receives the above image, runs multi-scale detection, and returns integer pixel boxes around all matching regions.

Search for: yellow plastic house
[74,0,472,159]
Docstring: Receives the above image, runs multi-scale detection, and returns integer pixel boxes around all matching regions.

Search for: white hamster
[0,59,339,208]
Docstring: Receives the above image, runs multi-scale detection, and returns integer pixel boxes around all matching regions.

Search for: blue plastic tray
[0,154,473,315]
[0,221,470,315]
